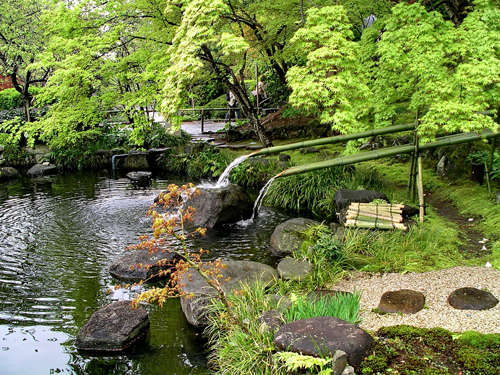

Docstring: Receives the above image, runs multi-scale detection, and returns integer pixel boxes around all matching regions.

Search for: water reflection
[0,171,296,374]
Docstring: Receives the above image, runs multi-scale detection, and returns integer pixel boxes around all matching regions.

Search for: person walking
[256,75,268,107]
[225,90,240,121]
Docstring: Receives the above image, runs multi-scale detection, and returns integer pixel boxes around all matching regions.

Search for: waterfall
[214,154,251,188]
[251,176,277,220]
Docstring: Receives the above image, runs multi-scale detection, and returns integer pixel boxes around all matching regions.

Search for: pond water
[0,171,297,375]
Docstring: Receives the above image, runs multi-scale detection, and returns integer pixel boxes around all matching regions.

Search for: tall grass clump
[284,292,361,324]
[204,279,362,375]
[264,166,383,218]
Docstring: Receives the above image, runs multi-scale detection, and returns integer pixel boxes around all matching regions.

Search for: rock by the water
[109,249,177,282]
[258,310,284,333]
[277,258,313,281]
[332,350,348,375]
[448,287,499,310]
[270,218,321,257]
[27,163,59,176]
[126,171,152,183]
[179,260,278,327]
[273,316,373,370]
[74,301,149,352]
[190,184,254,228]
[334,189,388,212]
[122,151,149,170]
[377,289,425,314]
[0,167,19,181]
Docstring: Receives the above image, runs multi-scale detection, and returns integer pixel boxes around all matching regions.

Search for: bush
[0,87,44,111]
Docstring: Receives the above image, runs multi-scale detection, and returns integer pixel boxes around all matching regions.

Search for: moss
[359,325,500,375]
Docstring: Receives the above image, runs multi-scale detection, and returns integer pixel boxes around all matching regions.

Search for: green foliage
[274,352,332,375]
[284,292,361,324]
[230,158,283,188]
[467,149,500,180]
[0,133,31,163]
[360,0,500,142]
[287,5,372,133]
[360,325,500,375]
[264,166,381,218]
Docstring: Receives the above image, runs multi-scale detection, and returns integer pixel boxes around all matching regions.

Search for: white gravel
[332,266,500,334]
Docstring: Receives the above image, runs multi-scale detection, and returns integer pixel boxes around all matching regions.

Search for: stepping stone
[273,316,373,370]
[245,145,262,150]
[377,289,425,314]
[75,300,150,352]
[228,145,247,150]
[299,147,319,154]
[448,287,499,310]
[278,154,291,162]
[126,171,152,182]
[277,258,312,281]
[109,248,177,282]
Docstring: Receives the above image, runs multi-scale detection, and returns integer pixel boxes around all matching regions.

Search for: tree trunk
[441,0,474,27]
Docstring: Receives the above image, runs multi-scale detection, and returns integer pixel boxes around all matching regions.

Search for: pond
[0,171,298,375]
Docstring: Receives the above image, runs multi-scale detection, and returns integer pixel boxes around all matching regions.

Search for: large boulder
[0,167,19,181]
[334,189,389,212]
[27,163,59,176]
[109,249,178,282]
[269,218,320,257]
[179,260,278,327]
[190,184,254,228]
[273,316,373,370]
[277,258,313,281]
[121,151,150,170]
[74,300,149,352]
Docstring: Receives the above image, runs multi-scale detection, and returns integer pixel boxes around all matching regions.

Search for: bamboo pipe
[251,123,416,156]
[417,156,424,223]
[276,131,500,178]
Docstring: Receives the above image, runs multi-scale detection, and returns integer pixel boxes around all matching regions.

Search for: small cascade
[214,154,251,188]
[251,176,277,220]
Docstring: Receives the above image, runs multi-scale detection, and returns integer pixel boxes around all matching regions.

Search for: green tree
[286,5,372,134]
[0,0,49,122]
[361,0,500,142]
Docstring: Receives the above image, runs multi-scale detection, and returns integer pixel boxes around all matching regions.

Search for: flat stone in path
[109,249,177,282]
[448,287,499,310]
[273,316,373,370]
[377,289,426,314]
[179,260,278,327]
[74,300,150,352]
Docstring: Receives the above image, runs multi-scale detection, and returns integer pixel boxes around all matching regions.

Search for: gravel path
[333,266,500,334]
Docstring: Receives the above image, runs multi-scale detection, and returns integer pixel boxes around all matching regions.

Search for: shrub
[0,87,44,111]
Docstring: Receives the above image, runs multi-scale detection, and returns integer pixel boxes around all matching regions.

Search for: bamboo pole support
[345,219,407,230]
[346,210,403,223]
[417,156,424,223]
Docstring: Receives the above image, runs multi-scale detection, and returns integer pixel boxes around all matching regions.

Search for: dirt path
[425,192,490,259]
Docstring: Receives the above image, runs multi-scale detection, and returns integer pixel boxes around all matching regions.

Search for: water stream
[0,171,296,375]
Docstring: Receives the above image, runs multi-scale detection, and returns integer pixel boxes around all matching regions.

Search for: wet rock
[277,258,313,281]
[377,289,425,314]
[75,300,149,352]
[270,218,321,257]
[27,163,59,176]
[334,189,389,212]
[126,171,152,186]
[0,167,19,181]
[258,310,284,333]
[190,184,254,228]
[109,249,178,282]
[273,316,373,370]
[448,287,499,310]
[179,260,278,327]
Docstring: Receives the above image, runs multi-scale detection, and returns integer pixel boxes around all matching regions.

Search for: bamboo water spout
[276,130,500,178]
[250,123,416,157]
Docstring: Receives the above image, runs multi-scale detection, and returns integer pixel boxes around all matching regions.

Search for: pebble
[333,266,500,334]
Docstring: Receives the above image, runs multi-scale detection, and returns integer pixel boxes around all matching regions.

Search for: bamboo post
[255,63,259,115]
[484,161,491,193]
[417,156,424,223]
[201,108,204,133]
